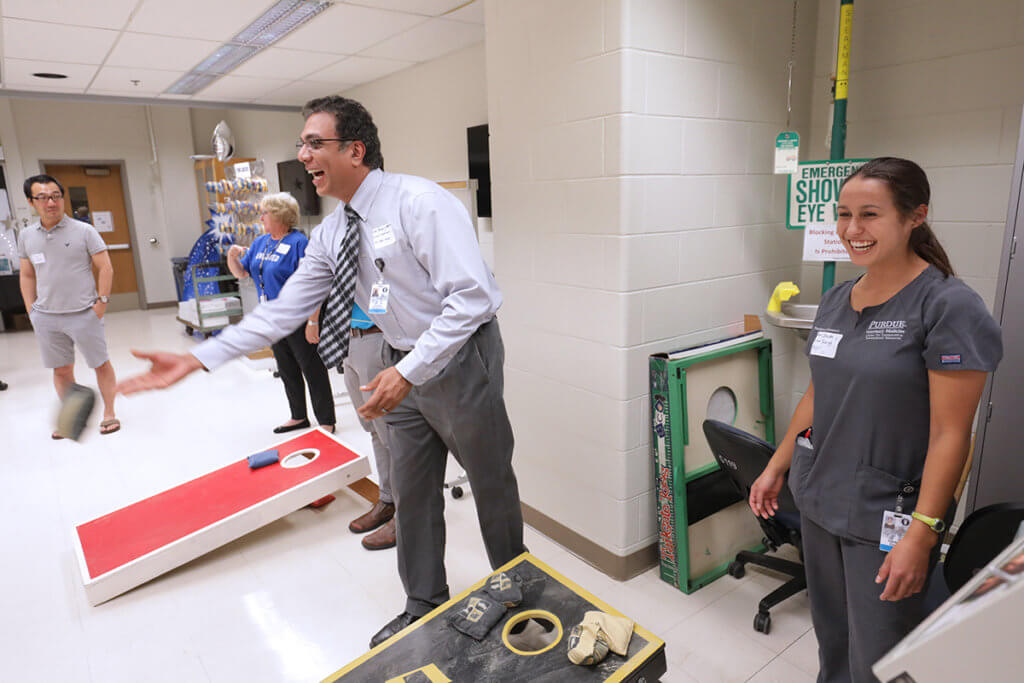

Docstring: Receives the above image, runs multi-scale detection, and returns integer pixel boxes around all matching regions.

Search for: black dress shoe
[369,612,420,648]
[273,419,310,434]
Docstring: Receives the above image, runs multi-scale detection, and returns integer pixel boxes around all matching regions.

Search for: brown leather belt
[351,325,382,338]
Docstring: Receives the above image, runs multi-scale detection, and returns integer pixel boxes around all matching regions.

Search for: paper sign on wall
[802,223,850,262]
[774,132,799,174]
[93,211,114,233]
[234,162,252,179]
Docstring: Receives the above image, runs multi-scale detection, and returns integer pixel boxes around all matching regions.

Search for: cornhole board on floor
[74,428,369,606]
[324,553,667,682]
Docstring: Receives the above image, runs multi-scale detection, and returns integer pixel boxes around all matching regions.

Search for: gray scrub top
[17,216,107,313]
[789,265,1002,544]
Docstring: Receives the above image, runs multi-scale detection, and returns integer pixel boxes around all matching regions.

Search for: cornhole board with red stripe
[74,428,369,605]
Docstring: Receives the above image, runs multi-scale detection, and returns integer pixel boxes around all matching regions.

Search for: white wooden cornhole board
[73,428,369,605]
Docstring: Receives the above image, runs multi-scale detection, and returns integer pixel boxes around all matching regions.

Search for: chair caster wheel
[451,486,463,499]
[728,560,746,579]
[753,612,771,634]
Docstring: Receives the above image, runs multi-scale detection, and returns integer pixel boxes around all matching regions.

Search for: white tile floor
[0,308,819,682]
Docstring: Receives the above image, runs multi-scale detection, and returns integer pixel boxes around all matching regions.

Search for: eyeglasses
[296,138,352,151]
[32,193,63,203]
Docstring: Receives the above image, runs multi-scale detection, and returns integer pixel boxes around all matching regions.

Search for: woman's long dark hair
[841,157,955,277]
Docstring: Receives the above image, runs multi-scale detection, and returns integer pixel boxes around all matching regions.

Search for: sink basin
[765,302,818,336]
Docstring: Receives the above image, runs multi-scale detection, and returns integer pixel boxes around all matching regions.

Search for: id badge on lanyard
[879,483,916,552]
[368,257,389,314]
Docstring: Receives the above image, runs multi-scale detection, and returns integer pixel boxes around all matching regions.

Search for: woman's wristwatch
[911,511,946,534]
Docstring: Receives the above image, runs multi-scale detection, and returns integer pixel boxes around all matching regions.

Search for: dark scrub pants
[271,324,336,427]
[380,318,525,617]
[790,266,1002,683]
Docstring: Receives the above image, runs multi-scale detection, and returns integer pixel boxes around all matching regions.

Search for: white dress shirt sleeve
[394,190,500,385]
[191,227,336,371]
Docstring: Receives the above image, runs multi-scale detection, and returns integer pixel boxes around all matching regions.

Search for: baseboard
[521,502,658,581]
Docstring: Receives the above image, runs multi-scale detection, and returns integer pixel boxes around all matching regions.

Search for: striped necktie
[317,205,361,370]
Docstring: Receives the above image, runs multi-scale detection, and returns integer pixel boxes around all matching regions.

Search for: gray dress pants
[801,514,940,683]
[381,318,525,616]
[342,330,393,503]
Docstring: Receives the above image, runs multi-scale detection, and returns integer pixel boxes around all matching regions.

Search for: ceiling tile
[127,0,257,41]
[231,47,343,80]
[2,0,138,29]
[106,33,221,71]
[445,1,484,24]
[88,66,185,95]
[2,58,97,89]
[276,3,426,55]
[259,80,354,107]
[360,18,482,62]
[195,74,292,103]
[344,0,471,16]
[305,55,414,85]
[2,19,118,64]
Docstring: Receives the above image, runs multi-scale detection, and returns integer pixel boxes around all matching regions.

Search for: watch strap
[911,511,946,534]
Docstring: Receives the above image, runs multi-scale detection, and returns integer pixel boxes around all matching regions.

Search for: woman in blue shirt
[749,158,1001,682]
[227,193,335,433]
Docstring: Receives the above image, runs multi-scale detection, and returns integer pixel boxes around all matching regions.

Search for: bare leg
[94,361,117,421]
[53,364,75,400]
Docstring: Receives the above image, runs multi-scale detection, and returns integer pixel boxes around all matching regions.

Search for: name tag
[879,510,912,552]
[810,331,842,358]
[372,223,396,249]
[275,243,291,255]
[30,253,46,265]
[368,282,389,314]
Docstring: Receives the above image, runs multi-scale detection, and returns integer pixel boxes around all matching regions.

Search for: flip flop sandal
[99,418,121,435]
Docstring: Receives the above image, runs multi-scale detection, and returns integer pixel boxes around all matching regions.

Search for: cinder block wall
[486,0,820,568]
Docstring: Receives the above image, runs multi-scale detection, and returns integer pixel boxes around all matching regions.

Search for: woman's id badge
[369,281,389,314]
[879,510,912,552]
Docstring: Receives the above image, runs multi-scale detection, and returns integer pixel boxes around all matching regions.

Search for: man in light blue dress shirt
[118,96,524,648]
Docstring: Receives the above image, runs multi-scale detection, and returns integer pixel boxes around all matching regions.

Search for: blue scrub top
[240,230,307,301]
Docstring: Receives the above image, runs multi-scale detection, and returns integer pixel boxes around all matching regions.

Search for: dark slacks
[381,319,525,616]
[271,324,336,426]
[801,514,940,683]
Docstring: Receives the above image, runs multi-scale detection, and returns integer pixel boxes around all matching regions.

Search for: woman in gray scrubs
[749,157,1002,683]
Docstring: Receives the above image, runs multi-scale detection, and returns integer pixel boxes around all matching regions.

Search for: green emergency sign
[786,159,869,229]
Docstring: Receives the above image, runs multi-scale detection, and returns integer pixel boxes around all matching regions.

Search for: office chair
[702,419,806,634]
[943,502,1024,593]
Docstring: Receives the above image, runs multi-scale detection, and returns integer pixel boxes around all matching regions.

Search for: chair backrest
[702,419,801,528]
[944,502,1024,593]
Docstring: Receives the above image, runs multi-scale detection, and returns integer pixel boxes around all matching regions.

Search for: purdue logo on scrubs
[866,319,907,341]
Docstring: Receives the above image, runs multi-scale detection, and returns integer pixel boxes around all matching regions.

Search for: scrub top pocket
[787,440,815,508]
[848,462,919,543]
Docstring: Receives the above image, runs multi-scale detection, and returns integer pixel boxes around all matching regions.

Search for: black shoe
[273,419,310,434]
[369,612,420,649]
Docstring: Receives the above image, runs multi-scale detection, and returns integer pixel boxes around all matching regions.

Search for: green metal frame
[177,260,243,334]
[651,337,776,594]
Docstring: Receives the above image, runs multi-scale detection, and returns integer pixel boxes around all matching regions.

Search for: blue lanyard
[256,234,285,298]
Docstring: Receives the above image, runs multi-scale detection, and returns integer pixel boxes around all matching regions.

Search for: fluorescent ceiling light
[165,0,331,96]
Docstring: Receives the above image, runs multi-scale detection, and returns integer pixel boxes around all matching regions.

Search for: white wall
[486,0,820,558]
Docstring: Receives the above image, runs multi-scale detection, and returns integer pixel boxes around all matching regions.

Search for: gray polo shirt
[18,216,108,313]
[789,266,1002,544]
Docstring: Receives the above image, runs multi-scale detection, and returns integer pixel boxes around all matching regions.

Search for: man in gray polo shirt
[18,174,120,437]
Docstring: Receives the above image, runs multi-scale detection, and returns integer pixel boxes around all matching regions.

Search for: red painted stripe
[77,431,358,579]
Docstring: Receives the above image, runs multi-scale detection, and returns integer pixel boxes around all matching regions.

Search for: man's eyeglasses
[296,138,352,151]
[32,193,63,203]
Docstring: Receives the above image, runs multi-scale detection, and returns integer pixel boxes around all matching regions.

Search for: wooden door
[45,164,139,310]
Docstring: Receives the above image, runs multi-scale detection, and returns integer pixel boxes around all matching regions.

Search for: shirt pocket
[847,463,920,543]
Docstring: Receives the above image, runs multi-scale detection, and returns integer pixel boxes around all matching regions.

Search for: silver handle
[149,237,159,245]
[107,243,131,251]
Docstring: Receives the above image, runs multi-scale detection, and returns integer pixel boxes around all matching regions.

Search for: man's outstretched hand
[116,350,205,395]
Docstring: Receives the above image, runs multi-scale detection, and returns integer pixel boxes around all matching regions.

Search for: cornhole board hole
[74,428,369,606]
[323,553,667,682]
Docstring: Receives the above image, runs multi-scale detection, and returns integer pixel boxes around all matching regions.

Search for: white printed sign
[802,223,850,262]
[234,162,252,179]
[787,159,868,229]
[93,211,114,233]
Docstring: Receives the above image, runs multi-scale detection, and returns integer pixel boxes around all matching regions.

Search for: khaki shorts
[29,308,110,369]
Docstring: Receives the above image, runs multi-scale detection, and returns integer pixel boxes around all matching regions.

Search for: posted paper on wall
[93,211,114,233]
[802,223,850,262]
